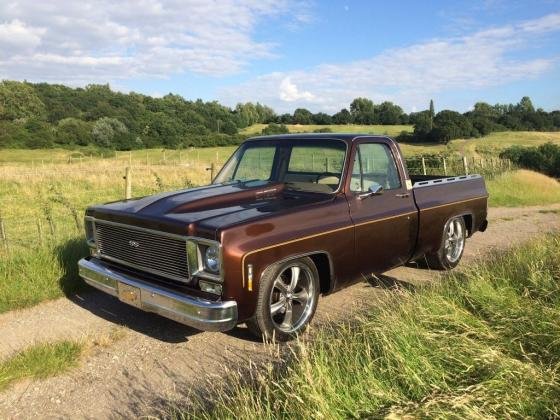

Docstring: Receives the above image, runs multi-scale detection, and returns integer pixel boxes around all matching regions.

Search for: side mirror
[358,183,383,200]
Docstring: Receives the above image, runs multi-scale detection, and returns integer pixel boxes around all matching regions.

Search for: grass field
[178,233,560,418]
[449,130,560,156]
[487,169,560,207]
[0,146,237,166]
[240,123,412,137]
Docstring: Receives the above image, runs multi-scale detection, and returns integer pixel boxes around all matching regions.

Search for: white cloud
[220,13,560,112]
[279,77,315,101]
[0,19,45,55]
[0,0,304,83]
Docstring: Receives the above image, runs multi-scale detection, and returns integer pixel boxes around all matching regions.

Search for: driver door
[347,140,417,274]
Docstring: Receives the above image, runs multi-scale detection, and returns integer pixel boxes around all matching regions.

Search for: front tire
[425,216,466,270]
[246,257,319,342]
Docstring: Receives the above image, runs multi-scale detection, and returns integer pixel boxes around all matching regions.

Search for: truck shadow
[405,259,435,271]
[55,238,202,343]
[364,274,416,292]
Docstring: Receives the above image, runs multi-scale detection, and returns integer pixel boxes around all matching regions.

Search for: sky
[0,0,559,114]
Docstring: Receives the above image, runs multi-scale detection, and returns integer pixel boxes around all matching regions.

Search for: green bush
[261,123,289,135]
[500,142,560,177]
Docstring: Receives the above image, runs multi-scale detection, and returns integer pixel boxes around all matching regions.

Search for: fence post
[421,157,427,175]
[508,160,512,171]
[0,212,8,252]
[124,167,132,199]
[37,219,43,246]
[442,157,447,176]
[207,162,215,183]
[325,157,329,172]
[46,215,55,236]
[480,158,485,170]
[462,156,469,175]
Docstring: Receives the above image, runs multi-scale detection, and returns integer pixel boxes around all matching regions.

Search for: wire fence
[0,154,512,256]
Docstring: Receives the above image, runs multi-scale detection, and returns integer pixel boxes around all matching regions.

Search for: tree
[517,96,535,114]
[23,118,54,148]
[429,99,435,130]
[376,101,404,125]
[92,117,128,148]
[56,118,92,146]
[465,102,502,136]
[293,108,313,125]
[311,112,332,125]
[332,108,352,124]
[350,98,375,124]
[221,120,238,135]
[412,111,432,141]
[431,110,476,144]
[278,113,293,124]
[0,81,47,121]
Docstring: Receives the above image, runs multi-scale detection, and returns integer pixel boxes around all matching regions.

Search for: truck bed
[409,173,488,260]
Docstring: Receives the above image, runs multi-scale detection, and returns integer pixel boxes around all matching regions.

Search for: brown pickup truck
[78,134,488,341]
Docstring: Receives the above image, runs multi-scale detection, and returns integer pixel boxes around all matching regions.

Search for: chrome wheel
[269,264,316,333]
[444,218,465,263]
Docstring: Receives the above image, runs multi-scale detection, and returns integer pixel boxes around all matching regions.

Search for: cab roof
[245,133,395,144]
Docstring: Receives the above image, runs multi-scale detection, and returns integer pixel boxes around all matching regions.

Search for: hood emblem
[128,240,140,248]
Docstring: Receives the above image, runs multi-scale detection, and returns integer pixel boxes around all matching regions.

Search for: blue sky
[1,0,559,113]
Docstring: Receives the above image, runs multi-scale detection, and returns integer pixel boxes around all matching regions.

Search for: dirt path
[1,204,559,418]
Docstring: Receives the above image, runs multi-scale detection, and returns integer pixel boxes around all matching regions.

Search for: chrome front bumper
[78,258,238,332]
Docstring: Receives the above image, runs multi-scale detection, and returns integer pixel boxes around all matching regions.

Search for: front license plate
[118,283,142,308]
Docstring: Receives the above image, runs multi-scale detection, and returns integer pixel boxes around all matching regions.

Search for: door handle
[395,193,410,198]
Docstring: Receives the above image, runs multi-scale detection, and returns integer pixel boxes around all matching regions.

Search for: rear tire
[425,216,466,270]
[246,257,319,342]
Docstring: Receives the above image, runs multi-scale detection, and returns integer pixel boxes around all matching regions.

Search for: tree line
[402,96,560,144]
[0,81,274,150]
[0,80,559,150]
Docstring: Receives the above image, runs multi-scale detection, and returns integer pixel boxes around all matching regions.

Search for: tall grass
[487,169,560,207]
[0,341,83,391]
[0,239,89,313]
[177,234,560,419]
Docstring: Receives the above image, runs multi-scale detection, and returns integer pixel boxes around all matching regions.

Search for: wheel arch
[431,212,472,254]
[459,212,474,237]
[258,251,335,295]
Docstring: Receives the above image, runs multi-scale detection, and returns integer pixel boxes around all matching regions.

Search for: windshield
[214,139,347,193]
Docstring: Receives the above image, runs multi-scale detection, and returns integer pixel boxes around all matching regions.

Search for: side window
[350,143,401,192]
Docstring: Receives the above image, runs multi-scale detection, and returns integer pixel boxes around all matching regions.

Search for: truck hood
[86,181,335,239]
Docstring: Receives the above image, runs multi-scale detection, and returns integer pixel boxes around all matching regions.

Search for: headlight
[204,245,220,273]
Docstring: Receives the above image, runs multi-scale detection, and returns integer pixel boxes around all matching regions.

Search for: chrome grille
[95,221,190,283]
